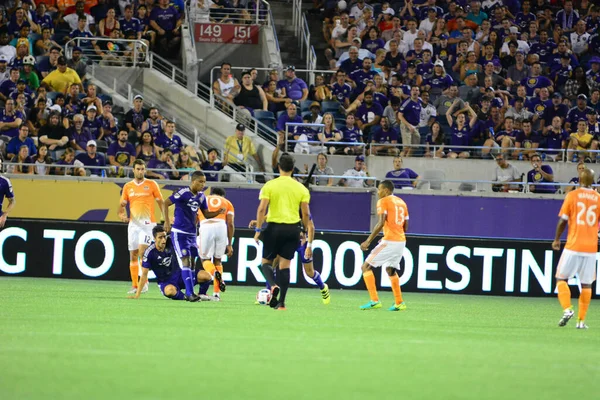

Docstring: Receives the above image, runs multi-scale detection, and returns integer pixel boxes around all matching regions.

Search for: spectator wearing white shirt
[403,19,419,51]
[384,30,409,56]
[569,20,590,57]
[0,55,9,87]
[0,32,16,65]
[500,27,531,55]
[338,155,374,188]
[336,39,374,68]
[418,91,437,128]
[349,0,373,22]
[419,8,438,35]
[332,12,350,40]
[62,2,96,33]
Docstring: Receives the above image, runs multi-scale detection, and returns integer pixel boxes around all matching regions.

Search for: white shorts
[197,222,228,260]
[128,222,155,251]
[366,240,406,269]
[556,249,597,285]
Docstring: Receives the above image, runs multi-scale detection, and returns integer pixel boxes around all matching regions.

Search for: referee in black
[253,153,313,310]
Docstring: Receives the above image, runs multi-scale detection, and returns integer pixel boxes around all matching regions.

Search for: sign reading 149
[194,23,259,44]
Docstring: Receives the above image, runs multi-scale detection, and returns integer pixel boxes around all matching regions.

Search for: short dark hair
[279,154,295,172]
[152,225,165,237]
[133,159,146,168]
[211,187,226,196]
[191,171,206,181]
[380,180,395,193]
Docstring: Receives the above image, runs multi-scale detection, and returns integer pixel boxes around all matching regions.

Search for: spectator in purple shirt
[527,153,557,193]
[69,113,94,150]
[277,66,309,102]
[385,156,420,189]
[339,113,364,155]
[397,86,421,157]
[370,116,400,155]
[355,91,383,141]
[0,68,20,103]
[82,105,104,141]
[201,147,226,182]
[107,130,136,176]
[0,98,24,138]
[120,5,142,40]
[155,120,184,155]
[520,63,553,97]
[147,149,179,180]
[6,124,36,159]
[75,140,106,176]
[150,0,182,58]
[276,102,303,147]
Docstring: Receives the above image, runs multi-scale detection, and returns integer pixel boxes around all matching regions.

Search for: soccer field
[0,278,598,399]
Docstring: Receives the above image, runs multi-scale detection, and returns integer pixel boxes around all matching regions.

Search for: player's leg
[271,225,303,310]
[172,231,200,301]
[212,224,228,295]
[258,224,279,292]
[196,270,219,301]
[555,249,576,327]
[386,267,406,311]
[575,254,595,329]
[126,225,141,293]
[162,284,185,300]
[299,243,330,304]
[360,261,381,309]
[136,228,153,294]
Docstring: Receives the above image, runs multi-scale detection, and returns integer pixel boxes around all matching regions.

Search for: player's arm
[552,217,568,250]
[361,213,386,250]
[301,202,315,259]
[130,267,150,299]
[0,196,15,228]
[200,207,225,219]
[117,198,129,223]
[226,212,235,256]
[255,198,269,230]
[162,197,173,232]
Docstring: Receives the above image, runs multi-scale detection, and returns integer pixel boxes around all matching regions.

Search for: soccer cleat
[127,287,138,294]
[214,270,226,292]
[269,286,280,308]
[321,283,331,305]
[141,282,149,294]
[185,294,201,302]
[274,302,286,310]
[212,293,221,300]
[576,320,589,329]
[558,308,575,327]
[199,294,220,301]
[360,300,382,310]
[388,302,407,311]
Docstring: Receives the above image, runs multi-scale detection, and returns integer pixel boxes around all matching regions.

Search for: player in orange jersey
[552,168,600,329]
[196,187,234,300]
[359,180,408,311]
[118,159,165,294]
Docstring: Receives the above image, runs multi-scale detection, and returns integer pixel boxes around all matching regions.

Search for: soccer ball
[256,289,272,305]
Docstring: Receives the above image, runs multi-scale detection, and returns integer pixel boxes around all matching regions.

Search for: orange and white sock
[579,288,592,321]
[390,274,403,305]
[129,261,139,288]
[362,270,379,302]
[557,281,572,310]
[214,264,224,294]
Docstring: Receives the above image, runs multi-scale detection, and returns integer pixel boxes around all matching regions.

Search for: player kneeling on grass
[129,225,215,301]
[359,180,408,311]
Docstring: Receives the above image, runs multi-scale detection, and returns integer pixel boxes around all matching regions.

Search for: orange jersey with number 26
[559,187,600,253]
[377,195,408,242]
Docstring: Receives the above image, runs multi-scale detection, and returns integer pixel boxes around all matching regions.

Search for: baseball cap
[17,79,26,84]
[434,59,444,67]
[586,108,597,115]
[73,46,82,53]
[87,140,97,147]
[286,65,296,71]
[560,53,571,60]
[578,94,588,100]
[391,96,401,105]
[440,34,449,40]
[49,104,61,113]
[236,123,246,131]
[590,56,600,65]
[382,8,395,15]
[206,147,218,155]
[133,94,143,101]
[57,56,67,65]
[87,105,97,112]
[352,37,362,45]
[552,92,562,98]
[509,26,519,34]
[310,101,321,109]
[355,155,365,162]
[427,7,438,14]
[103,99,113,106]
[0,55,6,63]
[514,97,524,103]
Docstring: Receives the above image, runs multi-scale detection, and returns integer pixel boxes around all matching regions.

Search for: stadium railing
[189,1,271,25]
[292,0,317,71]
[283,122,367,155]
[65,37,149,67]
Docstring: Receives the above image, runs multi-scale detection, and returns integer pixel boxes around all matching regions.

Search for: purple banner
[403,194,561,240]
[224,189,372,232]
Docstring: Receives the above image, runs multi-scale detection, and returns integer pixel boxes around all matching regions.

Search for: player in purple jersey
[162,171,225,301]
[130,225,215,301]
[0,157,15,228]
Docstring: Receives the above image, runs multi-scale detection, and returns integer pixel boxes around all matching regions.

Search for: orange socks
[202,260,215,274]
[214,264,223,294]
[557,280,572,310]
[579,288,592,321]
[362,270,379,302]
[390,274,403,305]
[129,261,139,288]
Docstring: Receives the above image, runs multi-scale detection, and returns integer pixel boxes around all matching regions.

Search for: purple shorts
[158,268,197,296]
[171,231,198,259]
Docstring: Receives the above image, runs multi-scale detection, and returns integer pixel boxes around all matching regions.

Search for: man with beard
[124,94,149,141]
[356,90,383,142]
[107,129,136,176]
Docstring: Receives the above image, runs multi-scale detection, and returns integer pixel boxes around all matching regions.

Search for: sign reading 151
[198,24,255,39]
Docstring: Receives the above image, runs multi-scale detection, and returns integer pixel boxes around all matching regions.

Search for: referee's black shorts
[260,222,301,261]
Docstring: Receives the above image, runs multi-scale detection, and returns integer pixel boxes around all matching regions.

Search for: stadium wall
[0,221,595,298]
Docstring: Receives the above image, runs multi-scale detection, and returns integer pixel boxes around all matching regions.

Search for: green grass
[0,277,599,400]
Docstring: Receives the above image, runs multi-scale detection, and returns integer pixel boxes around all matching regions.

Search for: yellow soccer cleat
[321,283,331,305]
[388,302,407,311]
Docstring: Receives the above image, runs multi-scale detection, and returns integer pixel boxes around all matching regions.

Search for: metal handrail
[65,37,149,67]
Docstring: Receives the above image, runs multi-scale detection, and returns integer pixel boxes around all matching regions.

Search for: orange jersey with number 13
[197,195,235,222]
[377,195,408,242]
[559,187,600,253]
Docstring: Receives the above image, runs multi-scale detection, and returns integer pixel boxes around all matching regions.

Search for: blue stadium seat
[257,117,276,129]
[333,111,346,120]
[78,93,86,99]
[47,92,60,102]
[254,110,274,119]
[335,121,345,130]
[300,100,314,113]
[321,101,340,114]
[277,110,286,119]
[36,55,48,66]
[372,3,383,17]
[98,94,113,103]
